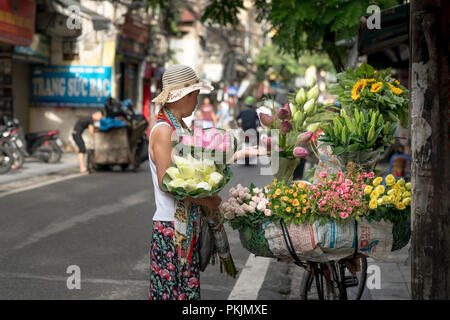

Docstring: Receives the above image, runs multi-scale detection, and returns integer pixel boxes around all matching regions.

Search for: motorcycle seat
[26,131,56,140]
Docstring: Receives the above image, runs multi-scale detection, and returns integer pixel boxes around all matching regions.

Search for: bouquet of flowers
[221,184,274,257]
[176,127,237,164]
[364,174,411,250]
[264,179,312,226]
[329,63,409,128]
[162,154,232,200]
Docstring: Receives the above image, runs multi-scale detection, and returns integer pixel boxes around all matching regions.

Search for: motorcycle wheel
[45,140,62,163]
[0,144,13,174]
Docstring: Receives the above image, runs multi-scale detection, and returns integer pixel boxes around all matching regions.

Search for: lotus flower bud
[261,136,272,151]
[293,146,309,158]
[305,74,316,88]
[259,112,275,128]
[304,99,315,115]
[276,104,292,120]
[280,120,292,134]
[306,122,320,132]
[307,85,319,100]
[293,110,305,124]
[295,88,306,105]
[289,103,297,115]
[296,132,313,145]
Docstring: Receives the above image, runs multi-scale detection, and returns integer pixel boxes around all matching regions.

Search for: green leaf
[332,146,346,155]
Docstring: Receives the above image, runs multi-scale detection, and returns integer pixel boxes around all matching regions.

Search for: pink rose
[339,211,349,219]
[264,209,271,216]
[368,172,375,179]
[319,171,327,179]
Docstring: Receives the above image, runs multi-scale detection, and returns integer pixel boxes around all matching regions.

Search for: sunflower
[388,83,403,95]
[351,79,367,101]
[370,82,383,93]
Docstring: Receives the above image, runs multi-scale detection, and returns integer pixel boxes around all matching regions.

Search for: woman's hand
[187,195,222,214]
[227,146,270,164]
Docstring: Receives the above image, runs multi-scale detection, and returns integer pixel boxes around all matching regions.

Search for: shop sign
[0,0,36,46]
[14,33,50,63]
[31,65,112,108]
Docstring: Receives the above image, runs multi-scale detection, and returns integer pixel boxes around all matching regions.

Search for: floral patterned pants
[149,221,200,300]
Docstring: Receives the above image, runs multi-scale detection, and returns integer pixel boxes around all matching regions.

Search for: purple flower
[280,120,292,134]
[259,113,275,128]
[276,104,292,120]
[293,146,308,158]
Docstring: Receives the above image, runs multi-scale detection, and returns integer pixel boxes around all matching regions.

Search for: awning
[48,0,112,31]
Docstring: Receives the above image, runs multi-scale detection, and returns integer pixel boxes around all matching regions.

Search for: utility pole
[410,0,450,299]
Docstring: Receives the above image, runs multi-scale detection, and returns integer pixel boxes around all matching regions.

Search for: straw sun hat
[152,65,214,105]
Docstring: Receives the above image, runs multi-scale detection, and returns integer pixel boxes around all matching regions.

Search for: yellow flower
[405,182,411,190]
[394,80,400,85]
[403,191,411,198]
[382,195,389,203]
[286,207,292,213]
[293,192,298,197]
[402,197,411,206]
[400,187,406,193]
[302,208,307,214]
[302,199,307,204]
[377,198,383,206]
[369,198,378,210]
[273,179,278,183]
[388,82,403,95]
[370,82,383,93]
[396,202,406,210]
[266,185,271,189]
[370,190,380,199]
[375,185,385,195]
[292,199,300,207]
[274,205,279,209]
[385,174,396,186]
[296,213,301,218]
[301,194,308,199]
[364,185,373,195]
[372,177,383,187]
[289,189,293,194]
[396,178,405,186]
[275,189,282,196]
[351,79,367,101]
[298,181,306,189]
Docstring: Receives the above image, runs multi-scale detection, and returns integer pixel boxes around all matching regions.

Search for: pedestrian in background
[236,96,259,134]
[216,100,230,129]
[199,97,217,128]
[72,111,104,173]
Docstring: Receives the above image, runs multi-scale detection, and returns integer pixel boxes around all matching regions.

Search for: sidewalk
[287,243,411,300]
[0,152,79,186]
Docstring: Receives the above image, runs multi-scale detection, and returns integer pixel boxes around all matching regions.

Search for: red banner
[0,0,36,46]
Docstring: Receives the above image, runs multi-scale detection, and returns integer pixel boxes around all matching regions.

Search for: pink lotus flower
[280,120,293,134]
[296,132,313,146]
[259,113,275,127]
[276,104,292,120]
[293,146,308,158]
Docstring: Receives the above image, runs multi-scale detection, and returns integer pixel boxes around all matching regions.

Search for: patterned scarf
[156,107,200,268]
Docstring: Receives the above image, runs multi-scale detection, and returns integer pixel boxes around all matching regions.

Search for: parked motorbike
[2,116,64,164]
[0,136,13,174]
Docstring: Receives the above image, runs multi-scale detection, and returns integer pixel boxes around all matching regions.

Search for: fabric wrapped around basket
[263,218,394,263]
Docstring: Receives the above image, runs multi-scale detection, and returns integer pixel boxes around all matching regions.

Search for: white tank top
[149,122,176,221]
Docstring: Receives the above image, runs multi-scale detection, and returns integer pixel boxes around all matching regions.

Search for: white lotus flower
[182,179,197,192]
[208,172,223,187]
[197,181,212,191]
[168,178,185,190]
[178,165,195,179]
[166,167,180,180]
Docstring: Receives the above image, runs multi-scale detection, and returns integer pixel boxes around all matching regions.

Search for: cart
[87,118,147,173]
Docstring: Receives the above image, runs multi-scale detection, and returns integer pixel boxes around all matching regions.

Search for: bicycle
[280,219,368,300]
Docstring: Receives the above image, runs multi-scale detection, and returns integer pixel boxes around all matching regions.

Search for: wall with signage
[30,65,112,108]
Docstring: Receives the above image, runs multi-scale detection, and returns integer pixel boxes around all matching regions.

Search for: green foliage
[201,0,397,69]
[255,46,335,83]
[319,108,397,155]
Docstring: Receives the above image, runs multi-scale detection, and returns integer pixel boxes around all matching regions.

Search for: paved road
[0,159,290,300]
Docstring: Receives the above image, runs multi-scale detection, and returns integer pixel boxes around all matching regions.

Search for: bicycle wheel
[300,257,367,300]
